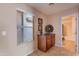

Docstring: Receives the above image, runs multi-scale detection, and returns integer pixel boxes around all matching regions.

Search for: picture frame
[38,24,42,31]
[38,18,43,24]
[38,18,43,35]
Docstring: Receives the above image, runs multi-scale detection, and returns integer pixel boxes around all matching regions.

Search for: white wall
[46,7,79,49]
[0,4,16,55]
[0,4,47,56]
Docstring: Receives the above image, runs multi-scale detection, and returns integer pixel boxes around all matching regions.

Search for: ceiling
[27,3,79,15]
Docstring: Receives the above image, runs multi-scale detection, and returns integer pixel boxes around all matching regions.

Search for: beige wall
[0,4,16,55]
[0,4,47,56]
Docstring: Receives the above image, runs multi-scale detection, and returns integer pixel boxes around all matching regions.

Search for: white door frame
[60,15,78,53]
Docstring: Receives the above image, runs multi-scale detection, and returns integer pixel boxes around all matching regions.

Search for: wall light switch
[2,31,6,36]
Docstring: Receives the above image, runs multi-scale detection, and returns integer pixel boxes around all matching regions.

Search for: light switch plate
[2,31,6,36]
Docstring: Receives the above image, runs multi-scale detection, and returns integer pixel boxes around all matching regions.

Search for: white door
[61,16,77,52]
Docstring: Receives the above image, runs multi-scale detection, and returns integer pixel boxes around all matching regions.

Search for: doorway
[62,16,77,53]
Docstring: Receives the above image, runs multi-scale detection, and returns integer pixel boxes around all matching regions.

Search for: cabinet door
[38,35,41,49]
[51,34,55,46]
[46,35,51,50]
[38,35,46,51]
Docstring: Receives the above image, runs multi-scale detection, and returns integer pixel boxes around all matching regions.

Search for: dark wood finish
[37,34,55,52]
[51,34,55,46]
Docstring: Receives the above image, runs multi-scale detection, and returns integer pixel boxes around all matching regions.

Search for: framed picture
[38,18,43,35]
[38,25,42,31]
[38,18,43,24]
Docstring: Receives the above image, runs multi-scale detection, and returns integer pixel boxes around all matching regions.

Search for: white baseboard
[24,50,34,56]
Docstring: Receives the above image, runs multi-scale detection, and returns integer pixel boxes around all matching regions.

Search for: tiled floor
[28,47,76,56]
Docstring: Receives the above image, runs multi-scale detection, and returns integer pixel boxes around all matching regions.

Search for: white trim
[76,12,79,52]
[59,17,62,47]
[61,17,63,47]
[24,50,34,56]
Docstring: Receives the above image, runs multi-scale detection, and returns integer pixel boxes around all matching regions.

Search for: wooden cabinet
[37,34,55,52]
